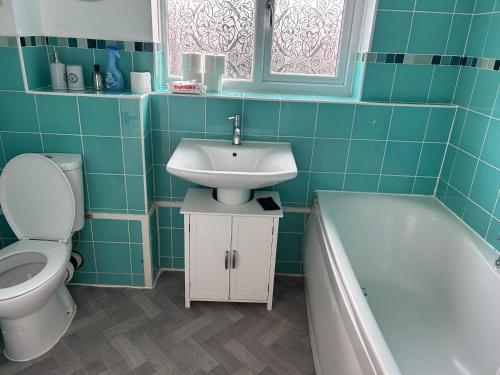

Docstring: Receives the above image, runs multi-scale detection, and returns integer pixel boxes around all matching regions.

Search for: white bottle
[50,52,67,90]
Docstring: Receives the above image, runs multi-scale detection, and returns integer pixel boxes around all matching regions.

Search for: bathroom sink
[167,139,298,204]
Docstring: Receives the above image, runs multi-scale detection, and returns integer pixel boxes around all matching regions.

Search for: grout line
[377,105,396,192]
[117,99,130,214]
[404,1,418,53]
[341,104,358,190]
[305,103,319,204]
[434,107,458,195]
[32,94,45,152]
[412,107,434,193]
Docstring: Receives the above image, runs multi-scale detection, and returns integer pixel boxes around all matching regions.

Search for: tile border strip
[357,52,500,72]
[0,35,162,52]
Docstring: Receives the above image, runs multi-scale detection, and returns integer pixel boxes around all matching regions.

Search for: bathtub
[303,191,500,375]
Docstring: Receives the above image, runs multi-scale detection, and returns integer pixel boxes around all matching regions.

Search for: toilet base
[1,283,76,361]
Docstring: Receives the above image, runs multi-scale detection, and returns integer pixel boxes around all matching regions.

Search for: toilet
[0,153,84,361]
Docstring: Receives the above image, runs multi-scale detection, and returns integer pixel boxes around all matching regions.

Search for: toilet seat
[0,240,68,301]
[0,153,75,242]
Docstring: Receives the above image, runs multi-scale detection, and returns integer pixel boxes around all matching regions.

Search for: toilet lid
[0,154,75,242]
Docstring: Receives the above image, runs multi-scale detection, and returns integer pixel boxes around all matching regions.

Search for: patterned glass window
[166,0,256,80]
[270,0,345,77]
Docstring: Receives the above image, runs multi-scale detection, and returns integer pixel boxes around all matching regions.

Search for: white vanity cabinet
[181,189,282,310]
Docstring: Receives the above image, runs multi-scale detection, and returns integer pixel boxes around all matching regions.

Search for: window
[162,0,364,95]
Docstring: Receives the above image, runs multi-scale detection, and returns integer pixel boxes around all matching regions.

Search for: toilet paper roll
[204,74,223,92]
[205,54,225,75]
[182,52,203,73]
[130,72,151,94]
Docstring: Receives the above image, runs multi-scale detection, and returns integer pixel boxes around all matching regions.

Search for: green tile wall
[437,3,500,251]
[361,0,474,103]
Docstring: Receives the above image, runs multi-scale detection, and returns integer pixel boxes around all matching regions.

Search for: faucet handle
[228,115,240,121]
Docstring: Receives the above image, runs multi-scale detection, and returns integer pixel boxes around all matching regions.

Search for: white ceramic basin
[167,139,298,204]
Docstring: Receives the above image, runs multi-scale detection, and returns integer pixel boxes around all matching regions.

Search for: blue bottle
[105,46,124,90]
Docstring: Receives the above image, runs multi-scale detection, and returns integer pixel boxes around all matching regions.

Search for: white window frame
[161,0,366,96]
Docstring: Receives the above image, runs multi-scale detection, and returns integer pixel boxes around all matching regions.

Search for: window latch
[266,0,274,27]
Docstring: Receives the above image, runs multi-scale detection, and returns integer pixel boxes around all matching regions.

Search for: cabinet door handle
[225,251,229,270]
[232,250,237,269]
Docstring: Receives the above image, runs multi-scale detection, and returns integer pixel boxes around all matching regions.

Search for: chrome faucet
[228,115,241,145]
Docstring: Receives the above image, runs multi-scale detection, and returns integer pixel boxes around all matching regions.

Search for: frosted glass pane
[166,0,256,80]
[271,0,345,77]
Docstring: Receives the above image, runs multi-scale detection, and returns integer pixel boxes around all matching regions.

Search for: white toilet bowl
[0,153,82,361]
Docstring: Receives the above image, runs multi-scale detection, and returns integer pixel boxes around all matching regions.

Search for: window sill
[29,87,148,99]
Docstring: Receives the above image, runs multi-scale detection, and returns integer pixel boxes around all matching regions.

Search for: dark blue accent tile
[441,55,452,65]
[87,39,96,48]
[97,39,106,49]
[385,54,395,63]
[45,36,49,45]
[471,57,477,67]
[450,56,460,65]
[68,37,77,48]
[494,60,500,71]
[459,57,467,66]
[144,42,153,52]
[432,55,441,65]
[395,54,404,63]
[30,36,36,46]
[134,42,143,52]
[20,37,26,47]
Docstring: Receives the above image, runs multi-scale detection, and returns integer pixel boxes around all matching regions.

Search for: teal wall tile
[92,219,129,242]
[151,95,168,130]
[0,92,38,132]
[428,66,459,104]
[425,107,455,142]
[391,65,434,102]
[279,102,317,137]
[207,98,243,133]
[36,95,80,134]
[154,165,171,197]
[126,175,146,211]
[42,134,82,154]
[344,174,379,192]
[455,0,476,13]
[446,15,472,55]
[444,185,467,217]
[469,161,500,213]
[311,139,348,173]
[459,111,488,157]
[275,261,301,274]
[82,136,124,174]
[2,132,43,161]
[441,146,457,183]
[133,51,155,76]
[275,172,308,203]
[22,46,51,90]
[98,274,132,286]
[242,100,279,136]
[131,244,144,274]
[169,96,205,131]
[279,212,306,233]
[120,99,142,137]
[413,177,436,195]
[465,13,492,56]
[415,0,455,12]
[389,106,429,141]
[463,201,491,237]
[315,104,355,138]
[454,67,477,107]
[378,0,415,10]
[94,242,131,273]
[171,174,198,198]
[407,13,452,54]
[172,257,184,269]
[79,97,121,136]
[347,140,385,174]
[72,272,98,284]
[152,130,169,164]
[280,136,313,171]
[418,143,446,177]
[449,150,477,195]
[129,221,142,243]
[352,105,392,140]
[159,228,172,257]
[361,63,396,102]
[87,174,127,210]
[0,48,24,90]
[481,118,500,168]
[379,175,414,194]
[483,13,500,58]
[277,233,303,262]
[382,141,421,175]
[172,228,184,257]
[308,173,344,197]
[74,242,96,273]
[371,11,413,53]
[469,70,499,116]
[450,108,467,146]
[123,138,144,175]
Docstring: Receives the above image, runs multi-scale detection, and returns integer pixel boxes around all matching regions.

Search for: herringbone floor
[0,272,315,375]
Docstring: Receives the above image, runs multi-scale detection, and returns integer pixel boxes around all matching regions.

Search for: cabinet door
[230,216,274,302]
[189,215,232,300]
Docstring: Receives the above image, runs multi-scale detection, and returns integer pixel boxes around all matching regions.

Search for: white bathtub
[304,191,500,375]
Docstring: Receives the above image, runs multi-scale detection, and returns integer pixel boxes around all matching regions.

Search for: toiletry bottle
[92,64,104,91]
[49,52,67,90]
[105,46,125,90]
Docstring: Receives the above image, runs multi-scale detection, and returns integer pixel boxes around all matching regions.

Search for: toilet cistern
[228,115,241,145]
